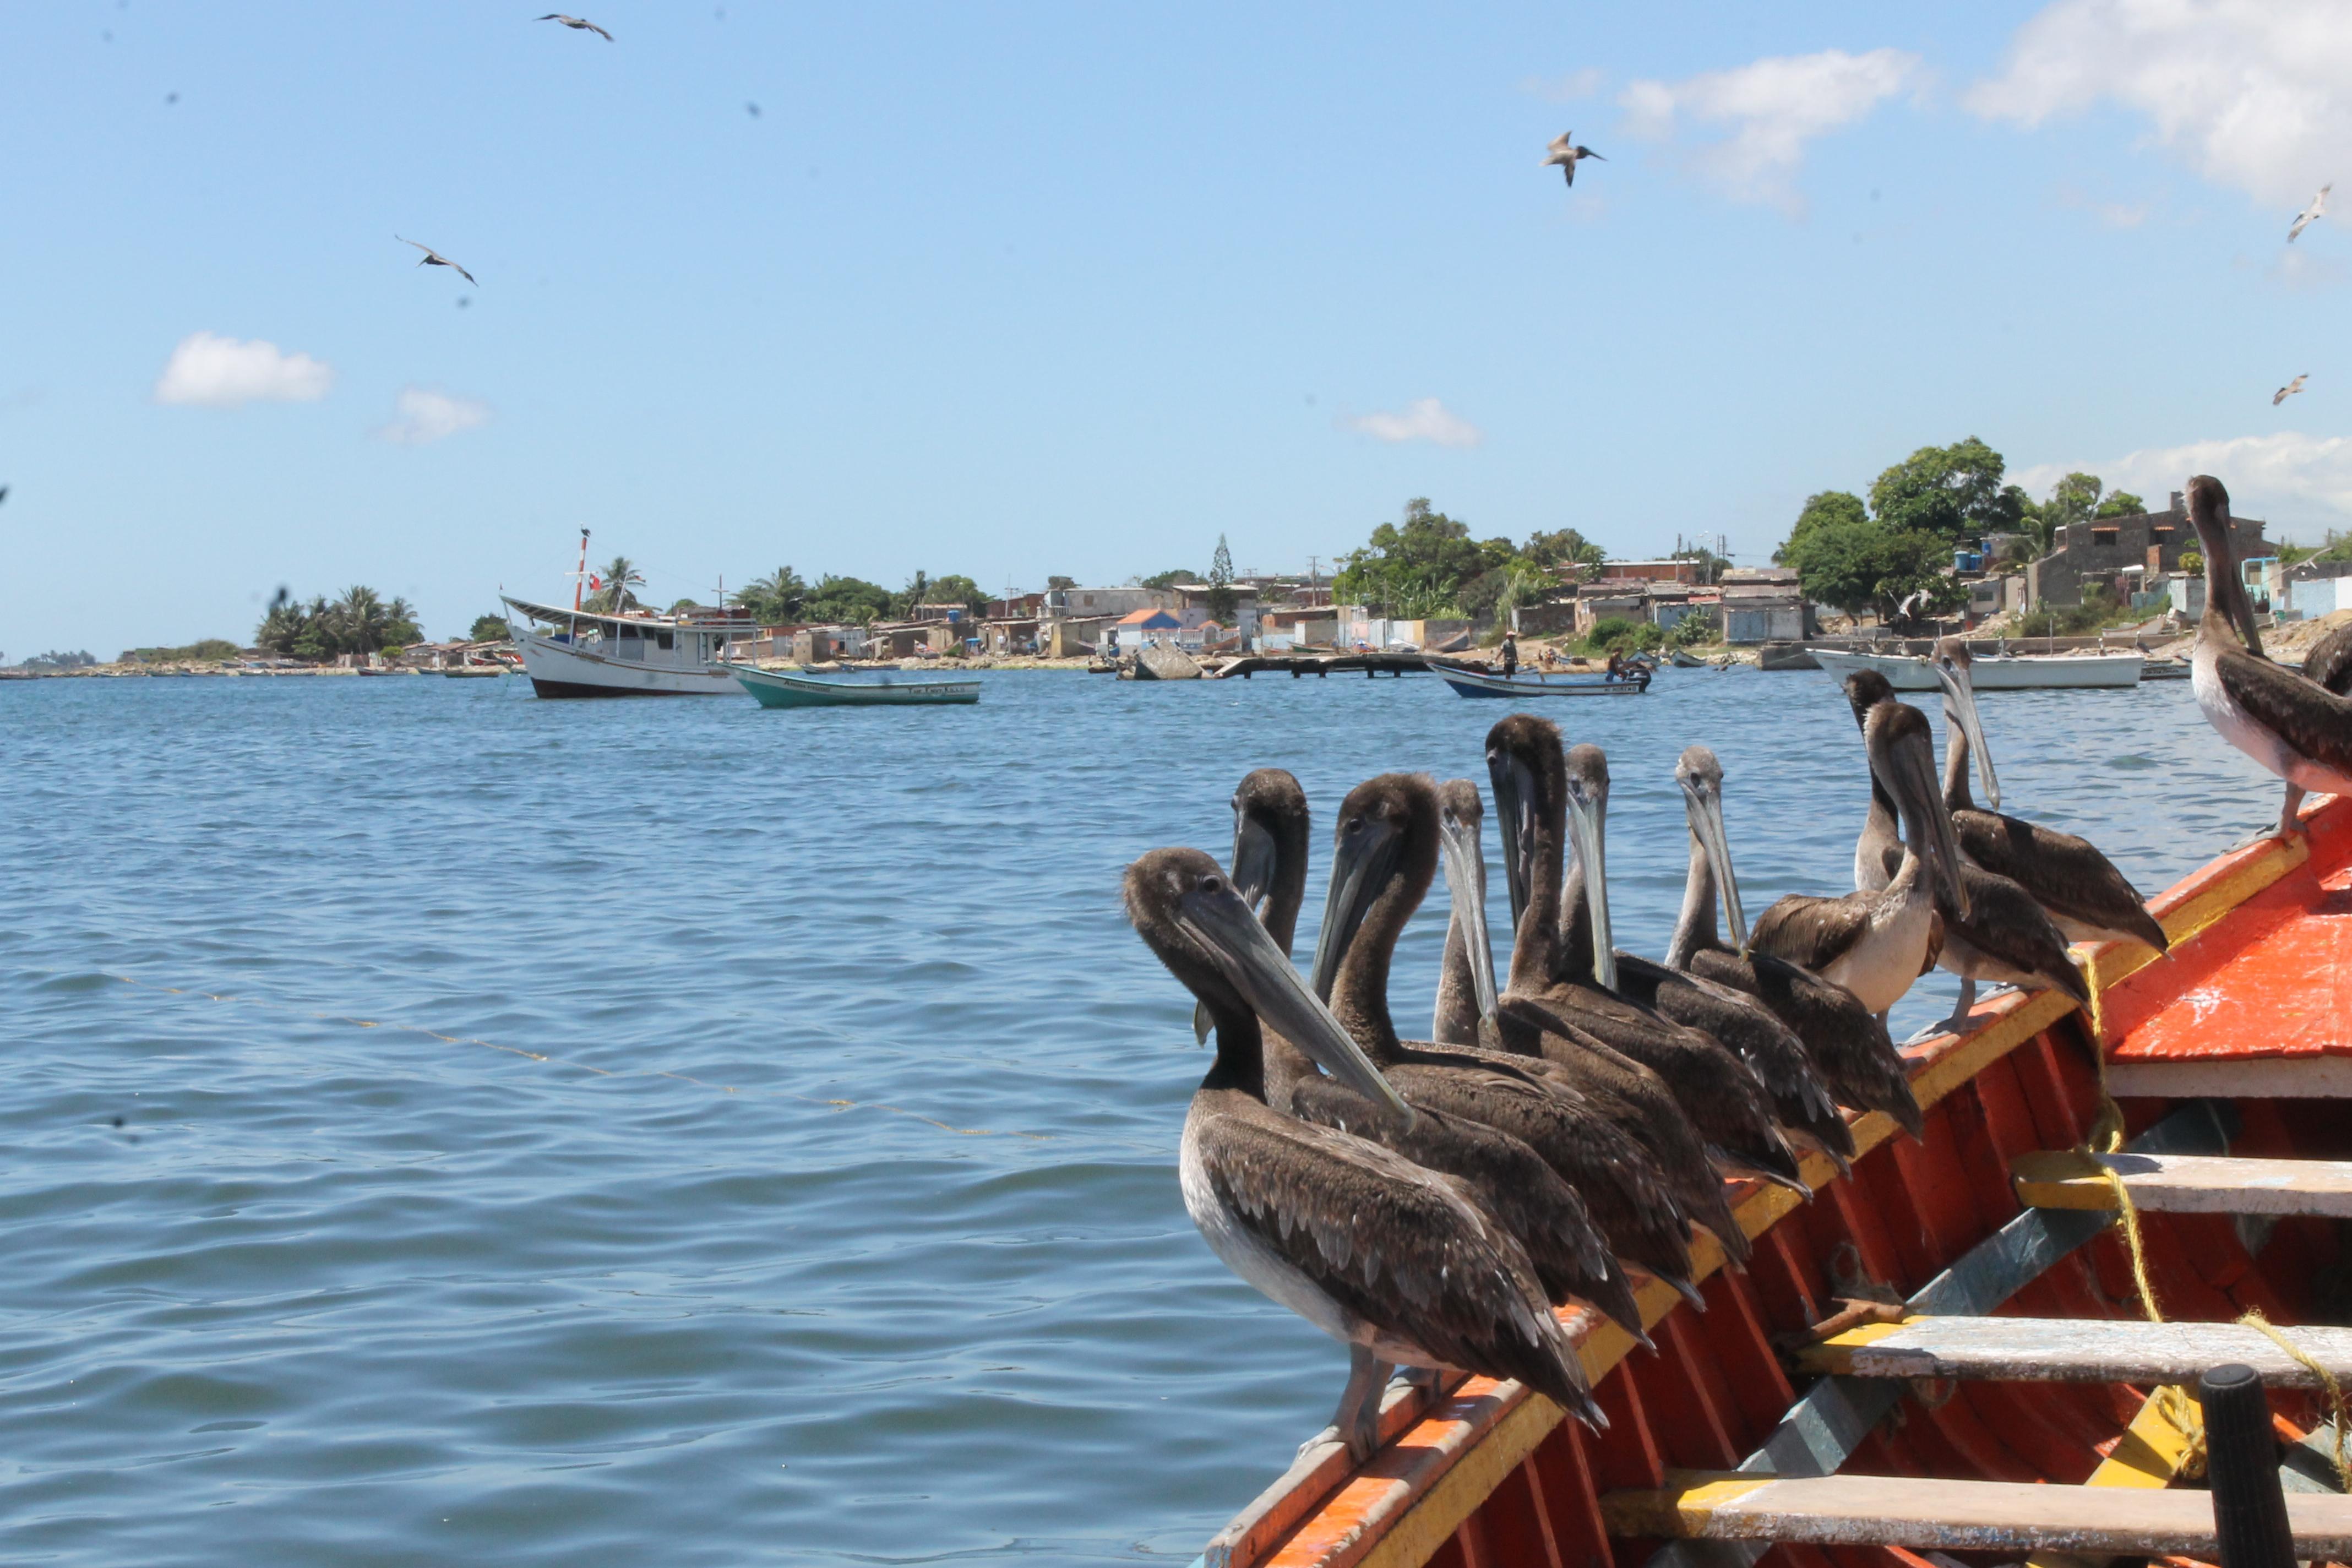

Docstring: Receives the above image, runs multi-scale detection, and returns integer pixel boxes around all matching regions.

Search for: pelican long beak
[1882,726,1972,923]
[1197,812,1284,1044]
[1488,754,1537,932]
[1309,815,1403,1003]
[1564,783,1616,993]
[1438,809,1499,1022]
[1932,659,2001,812]
[1681,780,1748,953]
[1584,150,1607,161]
[1178,882,1411,1122]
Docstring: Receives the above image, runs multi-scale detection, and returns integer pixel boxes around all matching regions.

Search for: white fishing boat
[503,595,758,696]
[1807,646,2146,690]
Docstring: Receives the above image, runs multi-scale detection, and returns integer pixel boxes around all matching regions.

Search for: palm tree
[739,566,807,624]
[588,557,646,614]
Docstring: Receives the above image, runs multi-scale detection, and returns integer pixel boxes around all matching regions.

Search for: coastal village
[18,483,2352,682]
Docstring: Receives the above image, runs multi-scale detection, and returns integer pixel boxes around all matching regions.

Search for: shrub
[1584,617,1662,654]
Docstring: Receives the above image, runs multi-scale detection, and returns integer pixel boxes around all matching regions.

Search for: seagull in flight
[1542,130,1605,188]
[2290,184,2330,242]
[538,13,614,40]
[395,236,477,287]
[2275,374,2309,406]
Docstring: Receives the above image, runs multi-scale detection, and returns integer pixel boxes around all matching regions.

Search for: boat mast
[570,527,590,641]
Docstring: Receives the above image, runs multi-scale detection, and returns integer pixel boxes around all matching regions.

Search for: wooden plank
[1602,1472,2352,1556]
[1800,1315,2352,1387]
[2106,1057,2352,1100]
[2015,1150,2352,1218]
[2021,1389,2204,1568]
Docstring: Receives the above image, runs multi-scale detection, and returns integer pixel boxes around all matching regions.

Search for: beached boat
[1428,661,1652,699]
[1811,646,2146,690]
[1193,794,2352,1568]
[726,663,979,707]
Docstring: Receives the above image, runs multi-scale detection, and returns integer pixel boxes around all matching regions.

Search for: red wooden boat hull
[1199,796,2352,1568]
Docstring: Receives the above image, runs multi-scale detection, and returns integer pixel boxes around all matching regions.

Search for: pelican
[1432,779,1496,1047]
[1663,745,1923,1139]
[2187,473,2352,837]
[1543,131,1605,187]
[395,236,477,286]
[2290,184,2330,243]
[1750,696,1969,1017]
[2275,374,2309,407]
[1834,671,2088,1035]
[1290,772,1649,1336]
[1930,638,2170,952]
[1489,721,1807,1194]
[538,13,614,39]
[1125,846,1602,1457]
[2301,620,2352,695]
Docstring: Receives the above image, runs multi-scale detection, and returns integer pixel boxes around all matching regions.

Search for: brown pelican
[1663,745,1924,1139]
[1125,846,1602,1456]
[2187,474,2352,836]
[1750,696,1969,1018]
[1930,638,2170,953]
[1432,780,1496,1047]
[1543,131,1605,187]
[1223,771,1646,1335]
[395,236,477,287]
[1489,721,1807,1194]
[2275,374,2309,407]
[1835,669,2089,1033]
[2290,184,2331,243]
[538,12,614,39]
[2301,619,2352,695]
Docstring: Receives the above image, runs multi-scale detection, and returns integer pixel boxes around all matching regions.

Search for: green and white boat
[723,662,981,708]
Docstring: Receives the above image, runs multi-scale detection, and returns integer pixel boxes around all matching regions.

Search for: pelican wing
[2215,647,2352,783]
[1194,1107,1586,1386]
[2302,622,2352,696]
[1954,808,2166,951]
[1947,866,2091,1001]
[1547,131,1575,155]
[1750,890,1875,972]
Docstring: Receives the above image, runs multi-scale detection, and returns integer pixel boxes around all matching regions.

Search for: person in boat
[1499,631,1519,678]
[1604,651,1627,682]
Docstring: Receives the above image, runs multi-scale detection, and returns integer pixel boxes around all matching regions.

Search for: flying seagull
[1542,130,1605,188]
[2275,374,2309,406]
[2290,184,2330,242]
[395,236,477,287]
[538,13,614,40]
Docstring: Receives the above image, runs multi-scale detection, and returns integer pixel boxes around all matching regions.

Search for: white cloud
[1969,1,2352,210]
[154,331,334,407]
[1342,398,1482,448]
[373,386,492,447]
[2017,431,2352,525]
[1617,48,1920,213]
[2054,182,2149,228]
[1521,68,1606,104]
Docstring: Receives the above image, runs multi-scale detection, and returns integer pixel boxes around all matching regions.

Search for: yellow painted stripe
[1795,1317,1918,1374]
[2012,1150,2128,1211]
[2021,1389,2201,1568]
[1597,1474,1776,1539]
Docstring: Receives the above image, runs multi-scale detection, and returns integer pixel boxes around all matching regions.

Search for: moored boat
[725,662,979,707]
[1192,794,2352,1568]
[1428,660,1652,699]
[1811,646,2146,690]
[503,594,754,698]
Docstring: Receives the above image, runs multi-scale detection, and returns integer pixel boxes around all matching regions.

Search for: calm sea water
[0,667,2286,1565]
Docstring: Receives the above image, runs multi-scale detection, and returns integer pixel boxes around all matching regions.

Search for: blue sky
[6,1,2350,655]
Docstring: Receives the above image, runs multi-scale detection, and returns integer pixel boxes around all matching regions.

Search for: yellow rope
[2090,1157,2208,1473]
[2240,1306,2352,1494]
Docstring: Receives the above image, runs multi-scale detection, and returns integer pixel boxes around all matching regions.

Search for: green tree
[737,566,808,624]
[1868,437,2016,541]
[1332,499,1489,612]
[1520,527,1606,580]
[927,574,987,618]
[1778,513,1951,620]
[467,614,509,642]
[803,574,894,625]
[1205,535,1238,623]
[2095,491,2147,519]
[1046,574,1076,591]
[586,557,645,614]
[1776,490,1870,564]
[1136,568,1196,590]
[2043,472,2104,532]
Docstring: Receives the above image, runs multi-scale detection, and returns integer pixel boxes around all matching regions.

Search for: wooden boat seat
[1798,1314,2352,1385]
[2013,1150,2352,1217]
[1602,1471,2352,1556]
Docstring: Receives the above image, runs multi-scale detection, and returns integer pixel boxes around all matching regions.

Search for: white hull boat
[1807,647,2146,691]
[503,595,753,698]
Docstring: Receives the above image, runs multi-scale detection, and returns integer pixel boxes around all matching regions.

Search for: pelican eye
[1198,873,1226,895]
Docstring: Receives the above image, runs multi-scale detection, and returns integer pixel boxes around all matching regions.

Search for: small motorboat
[1425,659,1651,698]
[1810,646,2146,690]
[725,663,980,708]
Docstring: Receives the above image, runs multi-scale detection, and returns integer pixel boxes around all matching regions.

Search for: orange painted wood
[1542,1422,1615,1568]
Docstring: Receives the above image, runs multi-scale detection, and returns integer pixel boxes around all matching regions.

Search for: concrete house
[1716,569,1810,644]
[2025,491,2268,607]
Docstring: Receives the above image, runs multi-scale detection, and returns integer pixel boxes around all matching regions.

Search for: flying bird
[2275,374,2308,406]
[2290,184,2330,242]
[395,236,477,287]
[1542,130,1605,188]
[538,13,613,40]
[0,485,9,507]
